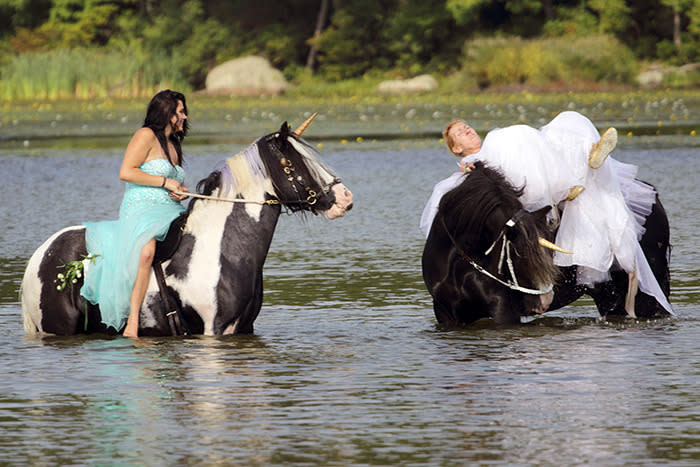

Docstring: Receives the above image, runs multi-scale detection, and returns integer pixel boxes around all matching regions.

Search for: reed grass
[0,48,189,100]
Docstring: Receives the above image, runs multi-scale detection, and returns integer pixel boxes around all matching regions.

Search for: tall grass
[0,48,189,100]
[461,35,639,89]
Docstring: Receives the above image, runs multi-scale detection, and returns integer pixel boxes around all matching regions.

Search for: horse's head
[194,118,353,220]
[256,120,353,218]
[437,163,559,317]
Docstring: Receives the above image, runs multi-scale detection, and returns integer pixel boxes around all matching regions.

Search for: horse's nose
[344,188,353,205]
[345,202,353,211]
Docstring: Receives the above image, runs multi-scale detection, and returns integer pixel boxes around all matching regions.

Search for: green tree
[313,0,392,80]
[382,0,461,74]
[446,0,548,35]
[0,0,51,35]
[659,0,696,56]
[42,0,120,47]
[587,0,629,34]
[689,0,700,37]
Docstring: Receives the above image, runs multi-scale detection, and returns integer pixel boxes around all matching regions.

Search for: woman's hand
[459,161,476,173]
[163,178,189,201]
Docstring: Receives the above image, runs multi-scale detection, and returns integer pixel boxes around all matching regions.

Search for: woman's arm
[119,128,186,197]
[119,128,164,186]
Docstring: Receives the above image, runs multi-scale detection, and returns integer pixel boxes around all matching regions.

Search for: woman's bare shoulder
[132,127,158,143]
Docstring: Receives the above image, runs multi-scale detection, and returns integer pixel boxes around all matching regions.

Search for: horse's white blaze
[21,225,84,335]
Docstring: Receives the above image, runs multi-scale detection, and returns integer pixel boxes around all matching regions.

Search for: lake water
[1,107,699,465]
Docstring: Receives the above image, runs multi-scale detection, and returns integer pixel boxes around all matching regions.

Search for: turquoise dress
[81,159,186,331]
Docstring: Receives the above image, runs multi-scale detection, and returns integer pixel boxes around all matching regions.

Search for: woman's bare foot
[123,324,139,338]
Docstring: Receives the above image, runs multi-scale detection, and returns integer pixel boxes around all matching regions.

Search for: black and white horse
[22,121,353,336]
[422,162,672,326]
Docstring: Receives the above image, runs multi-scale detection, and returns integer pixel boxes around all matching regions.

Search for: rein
[172,191,279,205]
[441,213,553,296]
[173,176,341,207]
[172,134,342,207]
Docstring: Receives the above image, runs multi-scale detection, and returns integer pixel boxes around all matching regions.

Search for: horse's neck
[185,154,278,252]
[184,196,279,259]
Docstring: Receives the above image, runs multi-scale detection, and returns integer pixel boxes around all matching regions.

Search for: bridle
[266,134,342,207]
[176,135,342,209]
[441,210,553,295]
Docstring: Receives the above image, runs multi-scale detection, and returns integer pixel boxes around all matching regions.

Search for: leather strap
[153,261,189,336]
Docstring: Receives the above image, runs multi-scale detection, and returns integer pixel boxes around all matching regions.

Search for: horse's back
[21,226,87,335]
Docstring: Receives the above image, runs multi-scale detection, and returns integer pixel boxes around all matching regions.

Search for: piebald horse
[21,118,353,336]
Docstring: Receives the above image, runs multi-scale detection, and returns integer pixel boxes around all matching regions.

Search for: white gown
[421,111,672,314]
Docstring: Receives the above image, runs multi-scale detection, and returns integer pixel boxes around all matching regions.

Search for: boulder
[637,62,700,89]
[377,74,438,94]
[637,65,668,89]
[204,56,289,95]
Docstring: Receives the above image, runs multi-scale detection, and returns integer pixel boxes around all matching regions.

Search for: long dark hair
[143,89,189,166]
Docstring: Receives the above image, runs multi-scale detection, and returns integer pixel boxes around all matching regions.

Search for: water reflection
[0,131,699,464]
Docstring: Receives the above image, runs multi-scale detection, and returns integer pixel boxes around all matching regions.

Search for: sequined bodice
[121,159,185,211]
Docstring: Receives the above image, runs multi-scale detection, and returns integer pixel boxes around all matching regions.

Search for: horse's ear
[532,206,552,223]
[279,121,290,136]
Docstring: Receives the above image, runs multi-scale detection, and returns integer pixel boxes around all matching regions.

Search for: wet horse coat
[422,163,672,325]
[422,163,559,326]
[21,123,353,336]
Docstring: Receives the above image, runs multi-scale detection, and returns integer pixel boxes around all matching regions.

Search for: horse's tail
[20,272,40,336]
[19,230,58,336]
[21,298,39,336]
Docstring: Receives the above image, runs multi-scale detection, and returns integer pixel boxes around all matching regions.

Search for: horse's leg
[489,292,524,326]
[589,269,628,317]
[548,266,587,310]
[432,294,461,325]
[230,273,264,334]
[634,193,672,318]
[124,238,156,338]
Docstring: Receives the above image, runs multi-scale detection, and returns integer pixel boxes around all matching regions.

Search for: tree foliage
[0,0,698,89]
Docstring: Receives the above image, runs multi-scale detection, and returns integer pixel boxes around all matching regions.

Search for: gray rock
[377,74,438,94]
[204,56,289,95]
[637,62,700,88]
[637,65,667,88]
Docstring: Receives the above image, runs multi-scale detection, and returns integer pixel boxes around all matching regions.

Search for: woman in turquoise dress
[81,90,190,337]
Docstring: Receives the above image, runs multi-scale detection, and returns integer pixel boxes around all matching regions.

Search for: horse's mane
[439,162,524,251]
[438,162,558,287]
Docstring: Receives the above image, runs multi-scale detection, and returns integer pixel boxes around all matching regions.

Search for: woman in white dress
[421,111,672,315]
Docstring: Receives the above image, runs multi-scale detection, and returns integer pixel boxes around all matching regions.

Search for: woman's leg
[123,238,156,338]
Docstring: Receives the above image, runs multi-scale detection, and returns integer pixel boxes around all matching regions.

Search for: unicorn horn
[538,237,573,254]
[294,112,318,137]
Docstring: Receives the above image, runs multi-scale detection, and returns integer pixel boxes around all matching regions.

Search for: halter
[441,210,553,296]
[265,133,343,207]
